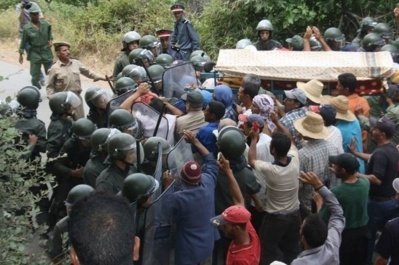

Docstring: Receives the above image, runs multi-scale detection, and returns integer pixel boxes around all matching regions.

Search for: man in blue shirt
[197,100,225,156]
[161,130,219,265]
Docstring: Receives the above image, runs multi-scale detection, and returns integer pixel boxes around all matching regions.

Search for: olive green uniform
[19,19,53,89]
[46,116,73,158]
[112,52,130,79]
[47,216,69,263]
[83,155,107,188]
[15,117,46,161]
[96,164,137,194]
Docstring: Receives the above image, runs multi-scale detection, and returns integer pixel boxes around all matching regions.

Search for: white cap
[270,262,287,265]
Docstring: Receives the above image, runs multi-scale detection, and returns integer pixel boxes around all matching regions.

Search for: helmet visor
[66,91,81,109]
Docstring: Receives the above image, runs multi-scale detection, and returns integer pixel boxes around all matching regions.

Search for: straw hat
[294,111,329,139]
[329,95,356,121]
[297,79,324,104]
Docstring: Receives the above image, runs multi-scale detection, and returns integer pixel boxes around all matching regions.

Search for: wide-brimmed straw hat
[294,111,329,139]
[329,95,356,121]
[297,79,324,104]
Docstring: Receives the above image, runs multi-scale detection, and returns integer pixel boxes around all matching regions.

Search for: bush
[0,116,53,265]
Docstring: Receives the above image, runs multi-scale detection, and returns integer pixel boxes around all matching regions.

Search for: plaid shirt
[280,107,307,149]
[223,104,239,122]
[298,139,340,212]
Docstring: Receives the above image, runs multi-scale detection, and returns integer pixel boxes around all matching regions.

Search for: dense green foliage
[0,116,52,264]
[197,0,398,58]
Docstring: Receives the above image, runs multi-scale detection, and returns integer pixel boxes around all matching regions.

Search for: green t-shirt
[321,177,370,229]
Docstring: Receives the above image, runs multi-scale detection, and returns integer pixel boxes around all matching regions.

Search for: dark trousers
[259,210,301,265]
[366,199,398,265]
[340,226,368,265]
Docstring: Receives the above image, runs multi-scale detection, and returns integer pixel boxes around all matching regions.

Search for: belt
[266,208,300,216]
[369,196,395,202]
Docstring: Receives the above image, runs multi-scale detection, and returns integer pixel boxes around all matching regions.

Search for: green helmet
[126,66,148,83]
[155,53,173,68]
[360,16,377,32]
[190,50,206,60]
[362,32,385,51]
[107,132,137,161]
[65,184,95,206]
[236,39,252,49]
[17,86,41,109]
[143,136,171,161]
[123,31,141,44]
[391,37,399,50]
[139,35,160,49]
[374,23,393,40]
[381,44,398,53]
[115,77,137,96]
[217,126,246,160]
[85,87,105,106]
[324,27,345,41]
[256,19,273,31]
[310,37,322,51]
[109,109,137,131]
[49,91,81,115]
[122,173,159,203]
[90,128,121,153]
[285,35,304,51]
[147,64,165,82]
[138,49,155,65]
[128,48,144,64]
[190,55,209,71]
[122,64,137,77]
[72,118,96,139]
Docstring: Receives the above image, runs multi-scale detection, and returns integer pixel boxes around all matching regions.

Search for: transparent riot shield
[166,137,194,179]
[162,62,197,98]
[132,102,169,140]
[141,143,176,265]
[105,90,135,125]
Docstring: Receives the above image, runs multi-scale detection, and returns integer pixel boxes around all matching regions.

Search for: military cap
[171,3,184,12]
[53,41,71,51]
[156,29,173,38]
[28,4,40,13]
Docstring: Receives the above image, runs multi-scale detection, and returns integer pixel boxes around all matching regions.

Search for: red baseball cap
[211,205,251,226]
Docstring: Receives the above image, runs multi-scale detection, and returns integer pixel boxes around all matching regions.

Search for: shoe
[39,79,46,87]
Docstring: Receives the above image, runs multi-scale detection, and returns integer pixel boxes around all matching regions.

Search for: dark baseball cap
[370,116,396,138]
[329,153,359,172]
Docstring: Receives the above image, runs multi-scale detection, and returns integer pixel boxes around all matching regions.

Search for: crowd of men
[11,0,399,265]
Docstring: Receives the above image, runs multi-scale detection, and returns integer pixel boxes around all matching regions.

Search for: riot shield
[140,143,176,265]
[162,62,197,98]
[131,102,169,140]
[105,90,135,125]
[166,137,194,179]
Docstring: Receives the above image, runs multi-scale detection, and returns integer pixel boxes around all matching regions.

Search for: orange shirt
[347,94,370,117]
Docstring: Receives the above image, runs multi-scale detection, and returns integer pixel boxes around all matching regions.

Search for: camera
[171,44,181,52]
[22,0,32,10]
